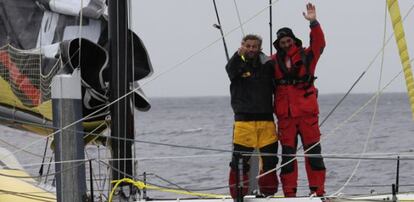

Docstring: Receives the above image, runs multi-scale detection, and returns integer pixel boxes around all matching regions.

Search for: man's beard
[245,51,258,59]
[282,45,292,52]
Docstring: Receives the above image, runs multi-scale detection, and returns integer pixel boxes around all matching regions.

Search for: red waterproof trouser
[277,115,325,197]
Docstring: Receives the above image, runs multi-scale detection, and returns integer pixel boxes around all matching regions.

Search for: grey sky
[131,0,414,98]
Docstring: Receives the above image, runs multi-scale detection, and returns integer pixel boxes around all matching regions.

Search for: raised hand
[302,3,316,22]
[238,45,247,57]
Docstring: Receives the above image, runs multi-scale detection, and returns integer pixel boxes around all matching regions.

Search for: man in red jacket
[271,3,326,197]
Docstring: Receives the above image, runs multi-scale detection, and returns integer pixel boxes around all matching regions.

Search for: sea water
[1,93,413,199]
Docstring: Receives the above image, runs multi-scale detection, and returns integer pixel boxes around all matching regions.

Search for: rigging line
[232,0,245,36]
[9,97,411,160]
[97,144,102,193]
[78,0,83,75]
[5,157,90,169]
[169,181,409,194]
[0,161,87,179]
[318,1,414,128]
[122,0,127,180]
[318,72,366,127]
[1,0,285,159]
[0,113,105,158]
[13,150,414,171]
[251,153,414,160]
[84,150,104,198]
[0,190,55,195]
[0,115,104,137]
[10,113,414,165]
[134,153,229,160]
[0,123,230,156]
[87,181,414,192]
[88,130,414,158]
[94,156,110,200]
[128,0,138,178]
[0,135,45,158]
[96,161,143,186]
[1,82,108,159]
[105,137,232,153]
[115,0,121,179]
[99,160,226,195]
[0,189,55,201]
[43,155,53,184]
[104,154,414,161]
[360,1,414,73]
[83,121,107,142]
[258,70,404,179]
[269,0,273,55]
[187,182,414,192]
[331,2,389,196]
[151,174,191,193]
[16,152,414,169]
[76,152,414,195]
[110,179,228,200]
[135,139,231,153]
[127,0,283,92]
[333,184,414,188]
[38,137,50,176]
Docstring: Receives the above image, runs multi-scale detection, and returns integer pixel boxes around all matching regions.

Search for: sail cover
[0,0,153,136]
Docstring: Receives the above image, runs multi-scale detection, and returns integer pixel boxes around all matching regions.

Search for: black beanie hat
[273,27,302,51]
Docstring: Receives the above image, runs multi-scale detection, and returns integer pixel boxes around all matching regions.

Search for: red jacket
[271,22,325,119]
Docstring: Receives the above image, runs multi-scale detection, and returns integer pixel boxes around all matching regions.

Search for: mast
[108,0,135,199]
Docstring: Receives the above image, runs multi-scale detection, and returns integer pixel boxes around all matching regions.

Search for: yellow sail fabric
[387,0,414,120]
[0,169,56,202]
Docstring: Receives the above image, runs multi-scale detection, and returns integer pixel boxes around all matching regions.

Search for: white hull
[139,193,414,202]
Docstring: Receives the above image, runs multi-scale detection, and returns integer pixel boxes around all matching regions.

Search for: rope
[108,178,228,202]
[232,0,245,36]
[331,3,389,195]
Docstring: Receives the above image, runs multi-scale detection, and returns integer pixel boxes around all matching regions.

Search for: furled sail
[387,0,414,120]
[0,0,152,137]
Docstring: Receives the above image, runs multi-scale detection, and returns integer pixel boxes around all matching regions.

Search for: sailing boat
[0,0,152,201]
[0,0,414,202]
